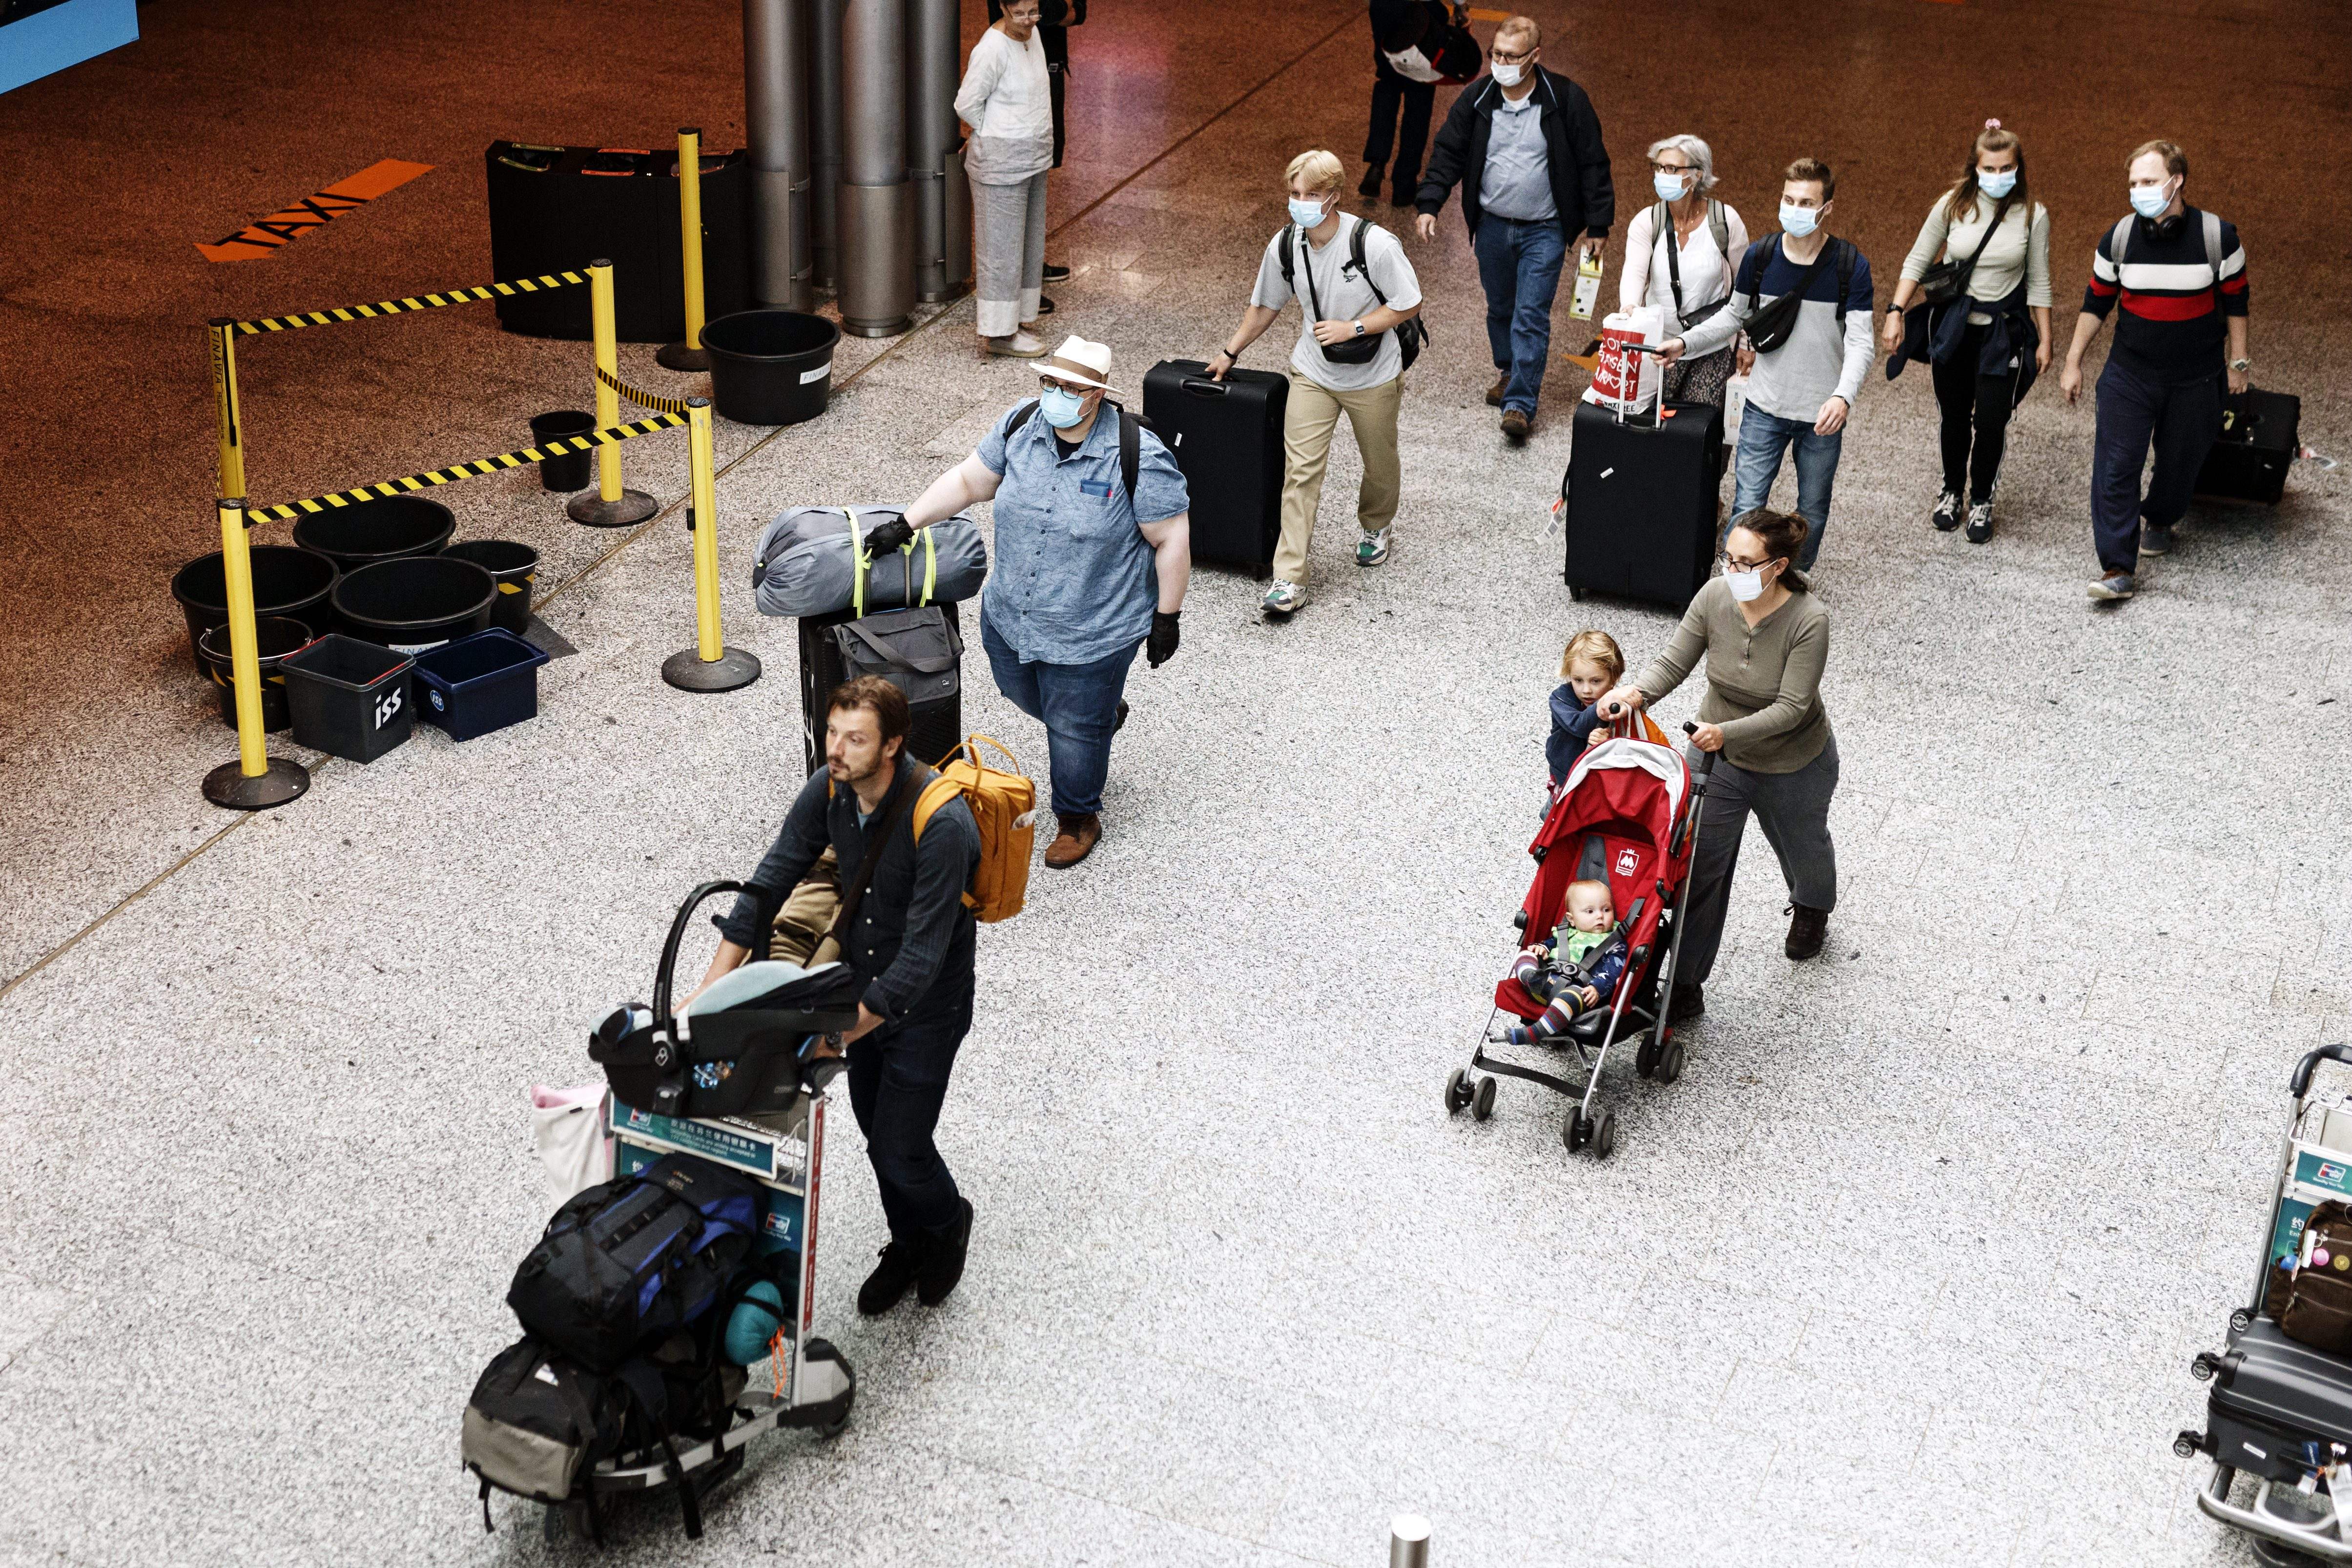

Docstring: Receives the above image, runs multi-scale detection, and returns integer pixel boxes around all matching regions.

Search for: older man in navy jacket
[1413,14,1613,444]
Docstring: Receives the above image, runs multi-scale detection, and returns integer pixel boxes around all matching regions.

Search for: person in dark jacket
[1413,15,1613,442]
[1362,0,1452,207]
[691,677,984,1319]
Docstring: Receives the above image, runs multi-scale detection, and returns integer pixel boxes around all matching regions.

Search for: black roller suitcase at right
[1562,398,1725,610]
[2195,386,2300,505]
[1141,359,1286,577]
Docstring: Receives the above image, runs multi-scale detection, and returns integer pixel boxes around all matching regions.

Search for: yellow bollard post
[566,258,658,528]
[208,318,247,501]
[201,497,311,810]
[658,127,711,372]
[660,396,762,693]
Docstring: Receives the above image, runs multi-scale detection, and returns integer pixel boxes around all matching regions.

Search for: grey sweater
[1635,578,1833,775]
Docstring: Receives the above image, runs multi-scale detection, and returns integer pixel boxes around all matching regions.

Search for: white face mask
[1725,566,1767,601]
[1490,60,1525,87]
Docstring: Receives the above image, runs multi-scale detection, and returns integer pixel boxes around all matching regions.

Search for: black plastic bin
[282,634,416,762]
[529,411,597,491]
[411,628,551,742]
[440,540,540,633]
[196,616,314,732]
[290,496,454,572]
[701,310,837,426]
[332,557,497,654]
[170,546,337,667]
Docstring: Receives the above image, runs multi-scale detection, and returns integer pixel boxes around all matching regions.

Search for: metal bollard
[567,258,659,528]
[658,128,711,371]
[659,396,762,693]
[1389,1513,1429,1568]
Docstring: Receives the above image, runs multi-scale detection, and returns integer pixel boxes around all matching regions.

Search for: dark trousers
[2091,358,2223,575]
[846,983,972,1240]
[1931,322,2022,503]
[1675,733,1839,990]
[1364,68,1435,196]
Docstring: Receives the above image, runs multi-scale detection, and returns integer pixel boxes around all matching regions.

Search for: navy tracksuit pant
[2091,359,2222,575]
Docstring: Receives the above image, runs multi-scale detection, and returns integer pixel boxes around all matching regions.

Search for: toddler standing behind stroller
[1495,879,1629,1044]
[1548,630,1627,789]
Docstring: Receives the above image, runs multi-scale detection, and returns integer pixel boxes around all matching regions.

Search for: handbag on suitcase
[1561,397,1725,610]
[1141,359,1287,578]
[2195,386,2301,505]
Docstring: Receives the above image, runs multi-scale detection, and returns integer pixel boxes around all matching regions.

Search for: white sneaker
[982,331,1048,359]
[1356,527,1393,567]
[1261,580,1305,616]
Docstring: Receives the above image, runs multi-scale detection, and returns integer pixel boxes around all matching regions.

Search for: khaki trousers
[1274,370,1403,587]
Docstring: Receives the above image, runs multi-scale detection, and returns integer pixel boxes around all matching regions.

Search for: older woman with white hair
[1618,133,1750,407]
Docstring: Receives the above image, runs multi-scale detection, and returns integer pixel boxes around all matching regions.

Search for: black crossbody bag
[1282,218,1427,370]
[1918,192,2014,308]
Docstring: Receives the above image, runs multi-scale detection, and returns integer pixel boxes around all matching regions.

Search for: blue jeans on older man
[1729,405,1842,571]
[1474,212,1566,418]
[980,612,1139,819]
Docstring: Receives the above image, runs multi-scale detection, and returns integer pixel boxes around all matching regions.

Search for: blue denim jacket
[976,401,1189,666]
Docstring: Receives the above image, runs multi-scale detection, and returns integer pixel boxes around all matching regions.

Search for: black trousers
[846,981,972,1240]
[1364,67,1435,196]
[1930,322,2022,503]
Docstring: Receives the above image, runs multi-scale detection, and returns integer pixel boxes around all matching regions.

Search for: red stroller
[1444,719,1713,1156]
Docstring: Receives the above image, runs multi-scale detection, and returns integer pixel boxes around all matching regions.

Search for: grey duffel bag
[751,505,988,618]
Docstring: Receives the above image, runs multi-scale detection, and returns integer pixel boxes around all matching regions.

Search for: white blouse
[1618,201,1752,331]
[955,26,1052,185]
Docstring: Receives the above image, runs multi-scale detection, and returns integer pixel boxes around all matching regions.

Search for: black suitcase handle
[2292,1043,2352,1099]
[1179,376,1230,398]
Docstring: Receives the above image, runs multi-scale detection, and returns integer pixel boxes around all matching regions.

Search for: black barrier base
[567,489,658,528]
[662,646,762,693]
[655,341,711,372]
[202,757,311,811]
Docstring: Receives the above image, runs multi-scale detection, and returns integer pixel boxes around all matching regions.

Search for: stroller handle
[1681,721,1716,777]
[2292,1043,2352,1099]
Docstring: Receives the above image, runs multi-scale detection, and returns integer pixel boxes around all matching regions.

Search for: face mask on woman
[1038,384,1090,428]
[1977,168,2017,200]
[1287,193,1330,228]
[2129,178,2175,219]
[1778,201,1820,238]
[1653,170,1693,203]
[1724,563,1769,602]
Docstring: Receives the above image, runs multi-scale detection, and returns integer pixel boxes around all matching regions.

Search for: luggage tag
[1541,494,1565,545]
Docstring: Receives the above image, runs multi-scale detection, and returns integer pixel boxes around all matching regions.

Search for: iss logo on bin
[374,688,403,729]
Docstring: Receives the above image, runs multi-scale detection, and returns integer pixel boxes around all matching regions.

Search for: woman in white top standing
[1617,134,1749,408]
[1883,120,2054,542]
[956,0,1054,357]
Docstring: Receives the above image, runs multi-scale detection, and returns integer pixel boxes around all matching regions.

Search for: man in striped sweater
[2061,139,2249,602]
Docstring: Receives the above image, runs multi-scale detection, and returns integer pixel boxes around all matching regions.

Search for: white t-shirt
[955,27,1052,185]
[1618,202,1751,332]
[1248,214,1424,392]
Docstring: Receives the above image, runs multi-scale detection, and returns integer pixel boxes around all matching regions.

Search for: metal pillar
[808,0,845,291]
[835,0,913,336]
[908,0,962,302]
[743,0,813,312]
[1389,1515,1430,1568]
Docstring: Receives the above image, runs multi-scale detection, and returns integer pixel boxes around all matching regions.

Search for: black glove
[863,515,916,554]
[1146,610,1181,668]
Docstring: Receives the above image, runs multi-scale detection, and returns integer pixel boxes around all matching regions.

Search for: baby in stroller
[1493,879,1629,1045]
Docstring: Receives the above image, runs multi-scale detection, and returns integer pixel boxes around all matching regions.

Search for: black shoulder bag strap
[818,766,911,963]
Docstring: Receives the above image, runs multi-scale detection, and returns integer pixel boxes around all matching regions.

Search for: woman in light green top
[1597,510,1836,1024]
[1882,120,2054,543]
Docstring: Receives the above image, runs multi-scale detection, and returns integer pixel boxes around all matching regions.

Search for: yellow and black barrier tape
[245,412,688,522]
[232,271,589,336]
[594,364,696,418]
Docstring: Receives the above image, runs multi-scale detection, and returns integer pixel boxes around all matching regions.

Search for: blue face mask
[1287,195,1330,228]
[1778,201,1820,238]
[1977,168,2017,200]
[1038,384,1089,428]
[1653,170,1692,203]
[2129,180,2174,220]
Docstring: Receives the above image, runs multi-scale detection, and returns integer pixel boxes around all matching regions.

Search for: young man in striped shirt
[2060,139,2249,602]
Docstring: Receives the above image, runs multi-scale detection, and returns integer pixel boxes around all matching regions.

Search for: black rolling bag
[1142,359,1287,578]
[796,603,962,775]
[2196,386,2301,505]
[1562,397,1725,609]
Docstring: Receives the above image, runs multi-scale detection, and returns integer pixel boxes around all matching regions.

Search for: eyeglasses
[1489,46,1535,64]
[1650,162,1697,177]
[1037,375,1092,395]
[1715,551,1773,572]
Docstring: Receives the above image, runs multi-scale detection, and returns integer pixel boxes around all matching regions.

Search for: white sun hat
[1039,334,1117,393]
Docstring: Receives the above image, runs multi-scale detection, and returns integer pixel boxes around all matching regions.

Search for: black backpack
[1003,397,1145,502]
[506,1153,761,1372]
[1279,216,1427,371]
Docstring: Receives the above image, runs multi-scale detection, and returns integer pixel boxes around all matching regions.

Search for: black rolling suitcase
[796,603,962,775]
[1562,397,1724,609]
[2196,386,2301,505]
[1142,359,1287,578]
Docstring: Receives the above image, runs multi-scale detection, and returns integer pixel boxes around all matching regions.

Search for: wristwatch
[2228,357,2251,373]
[1352,320,1366,337]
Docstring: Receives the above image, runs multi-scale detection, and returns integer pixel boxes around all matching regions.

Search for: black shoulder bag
[1284,218,1425,370]
[1918,192,2014,307]
[1742,237,1855,355]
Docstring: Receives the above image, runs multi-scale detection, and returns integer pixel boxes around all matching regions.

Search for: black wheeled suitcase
[796,603,962,775]
[1142,359,1287,578]
[1562,398,1725,609]
[2196,386,2301,505]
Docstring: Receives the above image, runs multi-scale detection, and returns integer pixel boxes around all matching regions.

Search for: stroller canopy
[1518,737,1693,957]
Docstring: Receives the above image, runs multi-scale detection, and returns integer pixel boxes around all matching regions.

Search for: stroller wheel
[1472,1075,1498,1121]
[1444,1068,1471,1115]
[1657,1041,1685,1085]
[1634,1037,1658,1078]
[1592,1112,1617,1158]
[1564,1112,1586,1152]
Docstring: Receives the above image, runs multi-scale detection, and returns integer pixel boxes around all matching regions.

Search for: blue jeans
[2091,359,2222,575]
[847,978,971,1240]
[980,614,1139,817]
[1473,213,1566,417]
[1729,406,1841,571]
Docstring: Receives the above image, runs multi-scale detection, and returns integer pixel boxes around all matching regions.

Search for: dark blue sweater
[1546,684,1605,784]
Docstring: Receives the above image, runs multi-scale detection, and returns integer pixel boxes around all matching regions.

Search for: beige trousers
[1274,370,1404,587]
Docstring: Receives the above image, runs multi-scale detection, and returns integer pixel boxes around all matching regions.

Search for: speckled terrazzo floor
[0,0,2348,1564]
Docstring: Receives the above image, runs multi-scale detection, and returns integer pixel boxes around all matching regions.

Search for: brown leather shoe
[1501,409,1531,444]
[1043,812,1101,869]
[1485,374,1508,407]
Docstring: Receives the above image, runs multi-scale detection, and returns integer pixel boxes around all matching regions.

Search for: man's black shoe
[1114,699,1129,733]
[857,1238,924,1316]
[1785,903,1829,961]
[917,1198,974,1306]
[1042,262,1071,282]
[1036,295,1055,315]
[1357,167,1382,199]
[1668,984,1705,1023]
